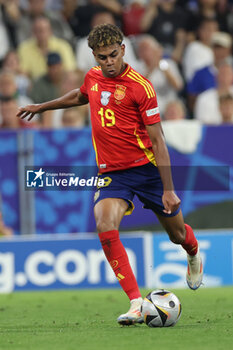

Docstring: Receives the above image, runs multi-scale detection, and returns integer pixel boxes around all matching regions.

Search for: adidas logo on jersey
[91,83,98,91]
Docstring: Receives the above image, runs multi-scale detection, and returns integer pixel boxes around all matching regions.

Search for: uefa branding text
[0,248,136,293]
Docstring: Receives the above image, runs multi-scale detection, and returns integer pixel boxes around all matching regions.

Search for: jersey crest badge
[101,91,111,106]
[114,85,126,100]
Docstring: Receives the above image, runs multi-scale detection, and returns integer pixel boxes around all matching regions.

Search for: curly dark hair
[88,24,124,51]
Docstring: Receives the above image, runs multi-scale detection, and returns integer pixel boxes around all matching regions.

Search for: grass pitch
[0,287,232,350]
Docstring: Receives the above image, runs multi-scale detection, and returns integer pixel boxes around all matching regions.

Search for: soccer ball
[141,289,182,327]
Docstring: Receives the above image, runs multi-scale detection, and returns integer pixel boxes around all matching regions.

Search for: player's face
[93,44,126,78]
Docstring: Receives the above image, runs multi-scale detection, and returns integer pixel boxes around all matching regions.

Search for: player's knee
[96,218,117,234]
[169,227,186,244]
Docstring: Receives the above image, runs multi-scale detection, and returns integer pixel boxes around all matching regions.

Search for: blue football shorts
[94,162,180,217]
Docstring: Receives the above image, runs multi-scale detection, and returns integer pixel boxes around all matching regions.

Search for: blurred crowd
[0,0,232,129]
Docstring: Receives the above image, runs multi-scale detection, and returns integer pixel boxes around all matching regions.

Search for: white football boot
[186,245,203,290]
[117,297,144,325]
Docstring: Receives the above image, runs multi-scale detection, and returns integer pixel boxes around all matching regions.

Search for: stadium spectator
[0,97,38,128]
[182,18,219,114]
[42,69,88,128]
[43,0,63,11]
[217,62,233,97]
[228,3,233,36]
[0,5,12,62]
[0,70,36,127]
[90,0,122,15]
[194,62,233,124]
[121,0,146,37]
[29,52,64,104]
[176,0,198,9]
[219,94,233,124]
[61,107,87,129]
[163,99,186,121]
[59,69,85,95]
[140,0,188,63]
[0,71,32,109]
[28,52,65,128]
[137,35,183,116]
[0,0,21,50]
[186,0,230,40]
[211,31,233,68]
[17,16,76,79]
[76,11,141,74]
[66,0,123,38]
[2,50,31,96]
[12,0,75,46]
[61,0,79,27]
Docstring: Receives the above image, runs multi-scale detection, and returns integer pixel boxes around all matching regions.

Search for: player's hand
[16,104,41,121]
[162,191,181,214]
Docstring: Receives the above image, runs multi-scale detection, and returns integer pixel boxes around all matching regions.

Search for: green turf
[0,287,232,350]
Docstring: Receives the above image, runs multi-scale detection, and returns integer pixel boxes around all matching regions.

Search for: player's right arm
[16,89,89,121]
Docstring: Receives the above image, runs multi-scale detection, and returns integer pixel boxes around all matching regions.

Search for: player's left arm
[135,77,180,213]
[146,122,181,214]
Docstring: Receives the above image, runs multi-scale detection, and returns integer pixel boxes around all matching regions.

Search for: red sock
[98,230,141,300]
[182,224,198,256]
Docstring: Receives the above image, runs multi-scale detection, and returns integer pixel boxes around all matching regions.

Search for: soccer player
[17,24,203,325]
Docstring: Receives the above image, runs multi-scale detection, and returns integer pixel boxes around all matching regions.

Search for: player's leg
[156,210,203,290]
[133,163,203,290]
[94,198,143,325]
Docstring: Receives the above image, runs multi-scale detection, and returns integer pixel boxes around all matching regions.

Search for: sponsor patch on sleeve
[146,107,159,117]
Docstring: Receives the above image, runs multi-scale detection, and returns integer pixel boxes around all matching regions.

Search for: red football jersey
[80,64,160,173]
